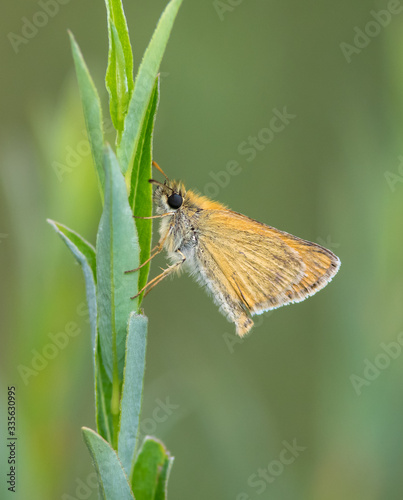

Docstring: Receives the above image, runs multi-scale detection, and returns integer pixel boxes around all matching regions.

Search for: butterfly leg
[125,226,171,274]
[130,250,186,300]
[125,245,163,274]
[133,212,172,220]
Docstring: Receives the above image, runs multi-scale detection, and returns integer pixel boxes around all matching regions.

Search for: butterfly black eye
[167,193,183,209]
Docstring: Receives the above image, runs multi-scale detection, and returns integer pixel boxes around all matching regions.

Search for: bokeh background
[1,0,403,498]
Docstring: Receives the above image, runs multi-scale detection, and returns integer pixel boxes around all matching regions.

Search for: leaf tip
[68,30,76,44]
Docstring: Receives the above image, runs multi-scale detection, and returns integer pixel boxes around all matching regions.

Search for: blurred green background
[1,0,403,499]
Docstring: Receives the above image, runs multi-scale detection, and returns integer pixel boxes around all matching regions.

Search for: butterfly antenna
[148,178,175,194]
[152,160,169,181]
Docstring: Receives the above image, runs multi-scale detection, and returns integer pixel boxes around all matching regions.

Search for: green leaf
[95,343,114,444]
[96,146,139,383]
[105,0,134,136]
[129,75,160,303]
[154,453,174,500]
[117,0,183,175]
[118,312,148,477]
[131,437,173,500]
[82,427,135,500]
[69,31,105,200]
[47,220,97,353]
[47,220,114,444]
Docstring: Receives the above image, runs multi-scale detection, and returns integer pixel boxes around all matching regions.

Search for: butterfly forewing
[197,210,340,319]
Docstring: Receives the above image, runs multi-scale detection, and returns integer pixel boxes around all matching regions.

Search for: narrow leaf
[106,22,131,135]
[105,0,134,135]
[47,220,113,443]
[82,427,135,500]
[96,146,139,382]
[47,220,97,354]
[95,343,114,443]
[131,437,173,500]
[117,0,183,174]
[69,31,105,200]
[129,76,160,303]
[118,313,148,477]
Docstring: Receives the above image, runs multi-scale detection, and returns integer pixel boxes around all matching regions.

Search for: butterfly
[127,162,340,337]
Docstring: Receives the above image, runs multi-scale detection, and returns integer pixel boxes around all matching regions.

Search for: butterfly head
[149,160,187,215]
[149,178,187,215]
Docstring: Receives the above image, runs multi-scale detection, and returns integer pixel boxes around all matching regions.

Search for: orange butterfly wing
[195,210,340,335]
